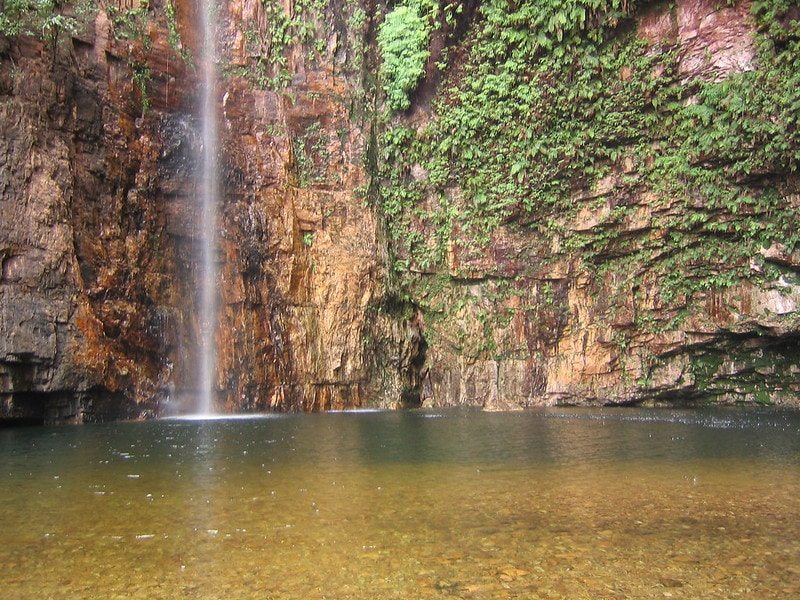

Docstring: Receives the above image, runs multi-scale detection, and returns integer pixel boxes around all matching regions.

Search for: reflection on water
[1,407,799,599]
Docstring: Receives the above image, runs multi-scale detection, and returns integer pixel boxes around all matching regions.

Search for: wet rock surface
[0,0,798,420]
[0,0,420,420]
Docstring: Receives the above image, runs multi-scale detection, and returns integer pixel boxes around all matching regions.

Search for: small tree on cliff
[0,0,83,37]
[0,0,84,63]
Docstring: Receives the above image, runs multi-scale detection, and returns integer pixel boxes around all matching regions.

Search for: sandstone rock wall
[0,0,424,422]
[0,0,798,421]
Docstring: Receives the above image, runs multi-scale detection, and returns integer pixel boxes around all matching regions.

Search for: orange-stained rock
[0,0,798,422]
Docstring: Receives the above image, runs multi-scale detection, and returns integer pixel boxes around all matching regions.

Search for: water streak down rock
[0,0,797,422]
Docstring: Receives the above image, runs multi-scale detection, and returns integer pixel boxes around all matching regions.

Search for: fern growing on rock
[377,0,431,111]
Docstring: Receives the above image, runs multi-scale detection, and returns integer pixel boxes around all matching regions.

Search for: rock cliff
[0,0,797,422]
[375,0,800,409]
[1,0,423,422]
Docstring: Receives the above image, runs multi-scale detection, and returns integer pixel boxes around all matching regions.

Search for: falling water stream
[197,0,218,415]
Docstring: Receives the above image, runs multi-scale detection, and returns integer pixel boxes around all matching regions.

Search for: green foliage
[164,0,187,58]
[479,0,635,54]
[377,0,800,307]
[0,0,159,113]
[238,0,294,88]
[641,0,800,301]
[0,0,98,61]
[377,0,658,282]
[291,121,339,187]
[106,0,150,44]
[0,0,83,38]
[346,5,369,75]
[104,1,154,113]
[377,1,431,111]
[130,58,152,113]
[751,0,800,41]
[372,0,800,370]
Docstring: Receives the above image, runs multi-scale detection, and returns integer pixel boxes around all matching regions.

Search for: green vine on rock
[375,0,800,368]
[0,0,96,64]
[105,0,150,43]
[164,0,189,60]
[232,0,342,90]
[0,0,85,38]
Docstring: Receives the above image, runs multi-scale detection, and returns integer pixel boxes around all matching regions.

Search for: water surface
[2,407,799,598]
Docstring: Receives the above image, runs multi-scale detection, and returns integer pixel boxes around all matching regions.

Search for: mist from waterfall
[197,0,218,415]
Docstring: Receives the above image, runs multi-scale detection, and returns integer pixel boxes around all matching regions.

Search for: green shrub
[376,0,800,317]
[377,1,431,111]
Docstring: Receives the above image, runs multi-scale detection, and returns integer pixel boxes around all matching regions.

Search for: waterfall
[197,0,218,415]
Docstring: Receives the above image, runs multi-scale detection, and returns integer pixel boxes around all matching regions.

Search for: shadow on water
[142,406,800,473]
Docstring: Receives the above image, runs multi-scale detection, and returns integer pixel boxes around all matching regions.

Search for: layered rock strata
[0,0,797,422]
[0,0,422,422]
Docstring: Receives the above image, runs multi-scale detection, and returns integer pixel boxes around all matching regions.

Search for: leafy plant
[0,0,83,38]
[0,0,97,63]
[291,121,334,187]
[377,0,431,111]
[105,0,150,44]
[232,0,342,89]
[130,58,152,113]
[164,0,189,59]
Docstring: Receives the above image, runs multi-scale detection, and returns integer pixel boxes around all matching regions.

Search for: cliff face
[0,10,189,422]
[0,0,422,422]
[378,0,800,409]
[0,0,797,422]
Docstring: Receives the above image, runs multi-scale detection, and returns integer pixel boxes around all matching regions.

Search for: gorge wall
[0,0,798,422]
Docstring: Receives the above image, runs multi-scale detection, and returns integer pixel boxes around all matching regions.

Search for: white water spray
[197,0,218,415]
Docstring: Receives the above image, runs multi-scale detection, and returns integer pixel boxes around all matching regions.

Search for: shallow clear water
[2,407,799,599]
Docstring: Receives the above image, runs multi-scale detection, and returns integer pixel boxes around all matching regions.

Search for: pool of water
[1,407,799,598]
